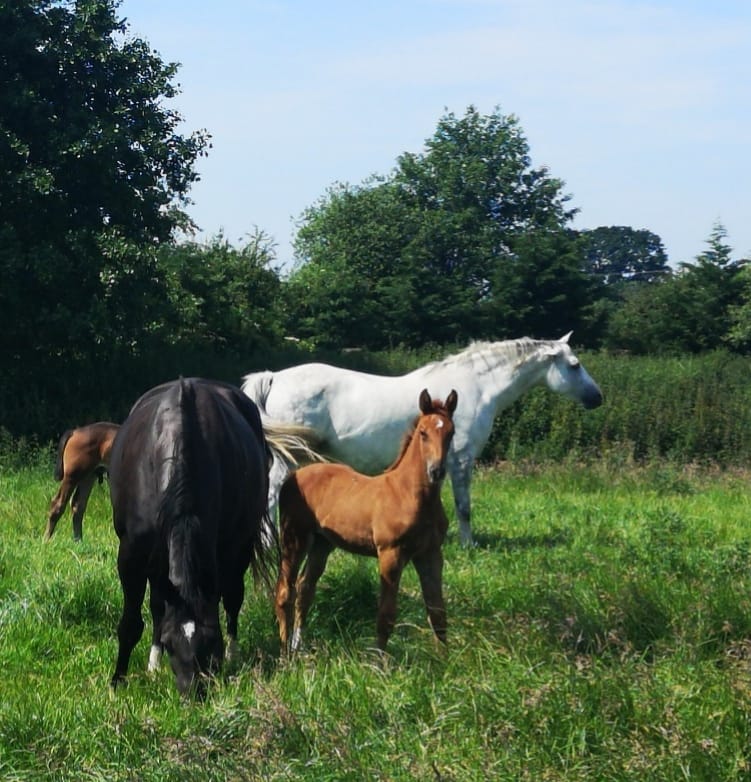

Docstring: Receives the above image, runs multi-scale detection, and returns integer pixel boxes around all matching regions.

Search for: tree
[672,222,744,352]
[603,278,682,353]
[290,106,578,348]
[726,267,751,351]
[394,107,575,295]
[288,180,420,348]
[0,0,210,362]
[580,226,671,285]
[1,0,208,245]
[394,106,580,343]
[605,222,745,353]
[488,229,604,341]
[158,231,284,352]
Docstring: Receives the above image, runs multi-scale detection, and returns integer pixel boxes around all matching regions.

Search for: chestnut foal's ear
[419,388,432,414]
[446,389,458,417]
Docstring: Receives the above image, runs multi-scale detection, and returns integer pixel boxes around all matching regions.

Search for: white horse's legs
[448,457,474,547]
[262,455,291,548]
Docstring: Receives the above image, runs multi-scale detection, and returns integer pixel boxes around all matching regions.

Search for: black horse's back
[159,378,211,610]
[108,377,273,696]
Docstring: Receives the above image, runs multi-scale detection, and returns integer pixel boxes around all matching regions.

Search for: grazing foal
[275,388,457,653]
[45,421,120,541]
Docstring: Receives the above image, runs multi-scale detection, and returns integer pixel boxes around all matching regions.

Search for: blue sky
[119,0,751,271]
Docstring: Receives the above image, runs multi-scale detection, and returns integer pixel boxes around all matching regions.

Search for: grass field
[2,457,751,781]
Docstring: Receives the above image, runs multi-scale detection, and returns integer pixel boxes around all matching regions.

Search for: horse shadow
[235,556,380,669]
[295,557,379,640]
[460,527,572,552]
[254,530,576,663]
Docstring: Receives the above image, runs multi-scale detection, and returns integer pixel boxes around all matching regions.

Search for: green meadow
[2,456,751,781]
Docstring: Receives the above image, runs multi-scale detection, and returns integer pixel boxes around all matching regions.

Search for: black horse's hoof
[110,674,127,691]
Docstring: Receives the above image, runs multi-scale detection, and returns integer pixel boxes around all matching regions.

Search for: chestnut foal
[275,388,457,653]
[45,421,119,541]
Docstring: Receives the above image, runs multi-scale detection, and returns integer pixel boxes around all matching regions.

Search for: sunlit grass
[2,458,751,780]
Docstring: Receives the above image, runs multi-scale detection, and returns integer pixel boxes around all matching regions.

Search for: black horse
[108,377,277,696]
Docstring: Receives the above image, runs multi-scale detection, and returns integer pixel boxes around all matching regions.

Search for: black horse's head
[160,603,224,697]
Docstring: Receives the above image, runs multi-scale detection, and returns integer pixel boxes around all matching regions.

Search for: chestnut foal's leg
[45,477,76,540]
[291,535,333,651]
[275,528,309,654]
[375,546,408,651]
[412,547,447,645]
[69,472,96,541]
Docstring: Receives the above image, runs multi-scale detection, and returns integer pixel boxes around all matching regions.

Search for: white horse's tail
[241,370,274,416]
[262,420,326,469]
[260,420,327,550]
[244,370,326,466]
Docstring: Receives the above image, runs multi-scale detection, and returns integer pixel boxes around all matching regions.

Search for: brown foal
[275,388,457,653]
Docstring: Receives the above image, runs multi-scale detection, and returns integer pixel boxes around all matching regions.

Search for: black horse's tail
[54,429,74,481]
[160,378,212,608]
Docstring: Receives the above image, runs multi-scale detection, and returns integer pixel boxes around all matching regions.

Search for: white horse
[242,334,602,546]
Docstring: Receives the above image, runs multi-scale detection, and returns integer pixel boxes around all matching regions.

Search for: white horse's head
[542,333,603,409]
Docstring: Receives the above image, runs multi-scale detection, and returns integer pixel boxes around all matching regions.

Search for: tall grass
[4,347,751,467]
[2,458,751,780]
[488,350,751,465]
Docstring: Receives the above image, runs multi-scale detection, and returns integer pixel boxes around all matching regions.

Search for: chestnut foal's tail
[53,429,75,481]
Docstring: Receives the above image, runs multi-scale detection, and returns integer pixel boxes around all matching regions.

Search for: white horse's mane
[426,337,559,374]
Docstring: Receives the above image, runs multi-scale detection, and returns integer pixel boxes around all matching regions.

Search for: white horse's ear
[559,331,573,343]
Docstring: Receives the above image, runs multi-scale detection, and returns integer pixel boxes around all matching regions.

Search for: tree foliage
[671,223,743,352]
[290,106,579,348]
[488,229,605,342]
[604,222,746,353]
[0,0,209,363]
[4,8,751,441]
[288,180,417,348]
[580,226,671,284]
[1,0,208,245]
[159,231,283,352]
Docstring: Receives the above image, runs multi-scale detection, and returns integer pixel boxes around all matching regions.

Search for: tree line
[2,1,750,439]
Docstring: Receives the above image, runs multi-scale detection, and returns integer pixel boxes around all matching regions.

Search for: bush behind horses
[3,345,751,465]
